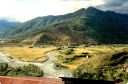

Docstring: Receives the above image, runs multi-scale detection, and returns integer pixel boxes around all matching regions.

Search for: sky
[0,0,127,22]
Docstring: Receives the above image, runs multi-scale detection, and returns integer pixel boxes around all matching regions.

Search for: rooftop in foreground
[0,76,117,84]
[0,76,63,84]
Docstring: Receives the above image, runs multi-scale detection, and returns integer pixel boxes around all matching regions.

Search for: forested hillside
[2,7,128,45]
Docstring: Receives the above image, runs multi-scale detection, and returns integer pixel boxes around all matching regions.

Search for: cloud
[96,0,128,14]
[61,0,90,1]
[0,0,127,22]
[0,16,19,22]
[0,0,104,22]
[104,0,127,7]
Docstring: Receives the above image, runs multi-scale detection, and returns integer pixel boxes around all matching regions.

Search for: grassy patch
[54,62,66,69]
[59,48,74,55]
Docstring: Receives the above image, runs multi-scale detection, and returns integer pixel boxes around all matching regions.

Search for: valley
[0,44,127,81]
[0,6,128,84]
[2,7,128,45]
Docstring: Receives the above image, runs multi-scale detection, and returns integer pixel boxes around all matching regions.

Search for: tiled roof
[0,76,63,84]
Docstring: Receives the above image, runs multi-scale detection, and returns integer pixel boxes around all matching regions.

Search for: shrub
[54,62,66,69]
[118,72,128,80]
[72,67,105,80]
[29,46,34,48]
[72,63,128,82]
[62,48,74,55]
[68,46,76,48]
[65,49,74,55]
[0,63,8,71]
[109,51,128,66]
[0,63,12,76]
[7,64,44,77]
[0,63,44,77]
[56,47,62,50]
[62,55,76,63]
[62,55,84,63]
[72,50,128,83]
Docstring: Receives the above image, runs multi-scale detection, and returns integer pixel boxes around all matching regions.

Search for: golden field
[0,46,55,62]
[74,45,128,56]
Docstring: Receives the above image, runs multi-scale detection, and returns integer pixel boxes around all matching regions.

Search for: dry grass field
[74,45,128,56]
[0,46,55,62]
[0,44,127,68]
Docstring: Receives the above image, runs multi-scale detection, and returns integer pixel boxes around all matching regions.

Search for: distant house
[122,65,128,72]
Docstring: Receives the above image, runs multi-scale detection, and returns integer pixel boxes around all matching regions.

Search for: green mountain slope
[3,7,128,45]
[3,8,89,38]
[0,20,20,37]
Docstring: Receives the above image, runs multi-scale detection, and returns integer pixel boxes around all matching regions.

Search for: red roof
[0,76,63,84]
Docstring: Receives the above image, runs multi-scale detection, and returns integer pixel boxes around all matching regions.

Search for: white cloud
[0,0,104,22]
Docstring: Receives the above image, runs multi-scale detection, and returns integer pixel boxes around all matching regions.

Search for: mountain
[0,20,20,37]
[2,7,101,38]
[2,7,128,45]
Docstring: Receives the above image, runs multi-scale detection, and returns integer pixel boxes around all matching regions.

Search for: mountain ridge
[1,7,128,45]
[1,7,103,38]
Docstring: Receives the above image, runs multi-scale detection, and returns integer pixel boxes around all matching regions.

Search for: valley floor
[0,44,127,83]
[0,43,72,77]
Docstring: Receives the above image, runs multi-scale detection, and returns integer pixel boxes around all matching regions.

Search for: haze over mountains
[1,7,128,45]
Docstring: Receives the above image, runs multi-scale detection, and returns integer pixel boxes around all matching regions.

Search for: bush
[62,55,83,63]
[56,47,62,50]
[72,67,105,80]
[118,72,128,80]
[109,51,128,66]
[0,63,12,76]
[0,63,44,77]
[0,63,8,71]
[7,64,44,77]
[54,62,66,69]
[61,48,74,55]
[68,46,76,48]
[29,46,34,48]
[72,50,128,83]
[72,63,128,82]
[62,55,76,63]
